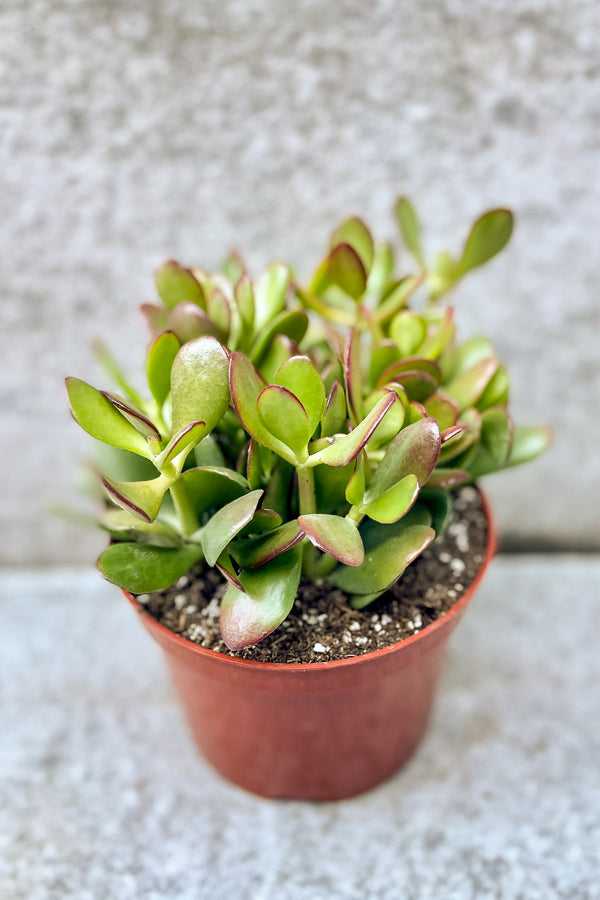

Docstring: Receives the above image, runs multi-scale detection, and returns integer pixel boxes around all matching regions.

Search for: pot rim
[123,488,496,672]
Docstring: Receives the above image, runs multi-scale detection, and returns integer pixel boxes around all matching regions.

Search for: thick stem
[169,478,199,537]
[297,465,317,516]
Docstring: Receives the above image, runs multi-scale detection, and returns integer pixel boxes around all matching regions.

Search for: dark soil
[139,486,488,664]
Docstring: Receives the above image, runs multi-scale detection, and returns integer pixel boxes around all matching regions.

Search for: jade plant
[66,198,550,651]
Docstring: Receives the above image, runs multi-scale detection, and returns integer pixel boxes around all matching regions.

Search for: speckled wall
[3,0,598,563]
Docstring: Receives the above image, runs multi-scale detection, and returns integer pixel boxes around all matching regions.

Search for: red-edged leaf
[298,514,364,566]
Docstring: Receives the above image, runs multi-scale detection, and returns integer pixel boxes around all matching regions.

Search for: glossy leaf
[328,243,367,300]
[155,260,205,310]
[259,334,297,384]
[345,453,366,506]
[168,302,222,344]
[365,417,441,500]
[254,263,290,330]
[308,392,398,468]
[147,331,180,407]
[481,407,513,466]
[229,352,295,463]
[250,309,309,366]
[182,466,248,515]
[206,288,231,339]
[298,514,364,566]
[98,542,204,593]
[418,488,452,536]
[424,392,459,431]
[391,311,426,357]
[257,385,311,458]
[457,209,514,275]
[238,508,283,538]
[220,545,303,650]
[395,196,424,266]
[156,421,207,469]
[100,509,182,548]
[102,473,174,522]
[234,520,303,568]
[426,468,471,488]
[364,388,406,448]
[331,217,374,274]
[369,340,400,389]
[361,473,419,523]
[443,357,498,412]
[275,356,326,435]
[506,425,552,468]
[66,378,153,459]
[328,508,434,595]
[344,329,363,422]
[200,490,263,566]
[100,392,161,440]
[477,365,509,410]
[321,381,347,437]
[438,408,481,464]
[171,336,230,434]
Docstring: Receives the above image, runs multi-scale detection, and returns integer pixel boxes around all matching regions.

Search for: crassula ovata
[66,198,550,651]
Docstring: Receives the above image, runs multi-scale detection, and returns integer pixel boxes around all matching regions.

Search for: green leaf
[206,288,231,340]
[66,378,153,459]
[182,466,249,516]
[100,392,161,440]
[298,514,364,566]
[374,275,423,324]
[344,329,363,422]
[254,263,290,330]
[170,336,230,434]
[234,274,255,331]
[193,435,226,467]
[229,352,297,463]
[100,509,182,547]
[480,407,513,466]
[141,303,170,334]
[418,489,452,537]
[349,591,386,610]
[237,508,283,538]
[366,242,394,296]
[438,408,481,464]
[168,302,222,344]
[426,468,470,488]
[369,341,400,389]
[308,392,398,468]
[452,337,495,376]
[395,196,424,266]
[331,217,375,274]
[275,356,326,436]
[200,489,263,566]
[328,243,367,300]
[102,473,175,522]
[363,388,406,448]
[220,545,303,650]
[345,453,366,505]
[328,509,434,595]
[366,417,441,499]
[477,365,509,410]
[361,473,419,523]
[443,357,498,412]
[423,392,459,431]
[250,309,309,366]
[257,385,311,459]
[146,331,180,407]
[313,455,355,515]
[457,209,513,275]
[156,421,207,469]
[233,520,303,568]
[506,425,552,468]
[155,260,205,310]
[390,311,427,357]
[321,381,347,437]
[98,542,204,593]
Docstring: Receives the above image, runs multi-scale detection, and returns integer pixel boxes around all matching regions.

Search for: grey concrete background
[2,0,599,564]
[2,558,599,899]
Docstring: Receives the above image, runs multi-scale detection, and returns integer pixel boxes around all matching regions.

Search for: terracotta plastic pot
[123,492,495,800]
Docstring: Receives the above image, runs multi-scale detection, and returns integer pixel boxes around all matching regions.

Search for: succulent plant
[66,198,550,651]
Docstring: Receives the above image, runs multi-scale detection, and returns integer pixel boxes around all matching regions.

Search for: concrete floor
[1,557,599,900]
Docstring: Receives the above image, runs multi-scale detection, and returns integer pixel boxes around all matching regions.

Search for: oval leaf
[362,473,419,524]
[98,542,203,593]
[458,209,514,275]
[220,545,303,650]
[365,417,441,500]
[66,378,153,459]
[230,352,296,463]
[155,260,205,310]
[328,243,367,300]
[182,466,249,516]
[331,217,374,274]
[257,385,311,459]
[308,392,398,468]
[101,473,174,523]
[147,331,180,407]
[275,356,326,435]
[395,196,424,266]
[171,336,230,434]
[298,514,364,566]
[201,490,263,566]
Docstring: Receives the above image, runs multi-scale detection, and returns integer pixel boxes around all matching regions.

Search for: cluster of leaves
[66,199,550,651]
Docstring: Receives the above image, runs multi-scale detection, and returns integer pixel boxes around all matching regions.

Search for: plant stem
[297,465,317,515]
[169,479,199,537]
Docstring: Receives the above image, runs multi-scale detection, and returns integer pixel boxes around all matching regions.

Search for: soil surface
[139,486,488,663]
